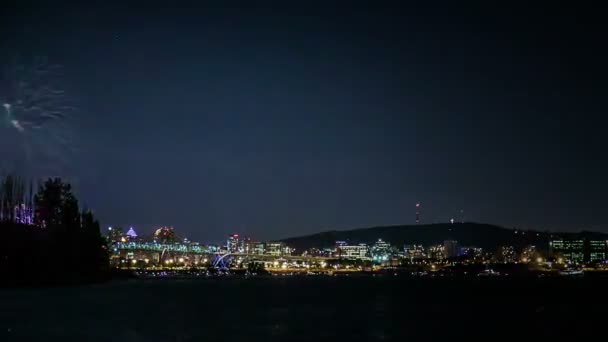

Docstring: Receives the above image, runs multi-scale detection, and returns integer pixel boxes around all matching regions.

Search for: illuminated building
[371,239,392,262]
[253,242,266,255]
[126,227,138,240]
[227,234,243,253]
[243,240,267,255]
[459,246,483,259]
[404,245,425,259]
[587,240,607,262]
[266,242,285,256]
[239,237,250,253]
[336,243,370,260]
[307,248,333,257]
[498,246,516,263]
[548,238,607,263]
[244,240,257,254]
[282,245,295,256]
[443,240,459,258]
[428,245,445,260]
[550,239,584,264]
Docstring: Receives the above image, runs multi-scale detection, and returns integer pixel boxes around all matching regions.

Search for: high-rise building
[550,239,584,264]
[443,240,459,258]
[227,234,241,253]
[371,239,392,262]
[587,240,607,262]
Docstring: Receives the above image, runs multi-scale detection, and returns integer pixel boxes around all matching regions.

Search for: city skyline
[2,3,607,242]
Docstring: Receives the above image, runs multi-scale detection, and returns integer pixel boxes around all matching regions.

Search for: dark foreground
[1,275,605,341]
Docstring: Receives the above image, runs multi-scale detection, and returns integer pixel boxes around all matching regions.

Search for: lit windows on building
[266,242,285,256]
[227,234,243,253]
[281,245,295,256]
[371,239,392,262]
[428,245,445,260]
[336,243,370,260]
[588,240,607,262]
[459,246,483,260]
[404,245,425,259]
[253,242,266,255]
[498,246,516,263]
[550,239,584,264]
[245,240,265,255]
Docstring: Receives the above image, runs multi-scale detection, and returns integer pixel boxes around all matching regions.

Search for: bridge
[113,241,333,267]
[115,241,209,254]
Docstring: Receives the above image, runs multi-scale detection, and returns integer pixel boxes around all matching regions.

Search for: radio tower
[415,203,421,224]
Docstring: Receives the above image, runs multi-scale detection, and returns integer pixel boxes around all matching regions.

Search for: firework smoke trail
[0,56,76,179]
[3,103,24,131]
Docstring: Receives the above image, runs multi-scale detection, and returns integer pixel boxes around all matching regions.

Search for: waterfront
[1,276,606,341]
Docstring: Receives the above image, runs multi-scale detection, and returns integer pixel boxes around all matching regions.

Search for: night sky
[1,3,607,242]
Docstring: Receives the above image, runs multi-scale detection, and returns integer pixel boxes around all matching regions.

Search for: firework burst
[0,56,76,178]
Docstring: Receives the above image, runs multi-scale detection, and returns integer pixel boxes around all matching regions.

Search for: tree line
[0,175,109,286]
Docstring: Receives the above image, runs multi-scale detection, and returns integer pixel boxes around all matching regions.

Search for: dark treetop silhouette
[0,176,108,286]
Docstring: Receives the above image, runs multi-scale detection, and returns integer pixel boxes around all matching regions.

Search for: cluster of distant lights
[107,225,607,270]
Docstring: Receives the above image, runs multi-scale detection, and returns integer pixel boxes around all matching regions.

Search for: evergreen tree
[1,176,109,286]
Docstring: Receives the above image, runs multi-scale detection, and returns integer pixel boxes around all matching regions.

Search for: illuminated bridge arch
[212,253,233,268]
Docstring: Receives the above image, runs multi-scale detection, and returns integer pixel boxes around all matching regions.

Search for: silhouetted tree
[1,176,109,286]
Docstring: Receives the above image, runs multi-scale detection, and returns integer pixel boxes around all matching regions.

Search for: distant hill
[280,223,608,252]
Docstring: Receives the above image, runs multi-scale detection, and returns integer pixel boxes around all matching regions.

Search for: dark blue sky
[2,3,607,242]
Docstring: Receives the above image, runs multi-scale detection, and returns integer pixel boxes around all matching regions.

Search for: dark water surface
[1,276,605,341]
